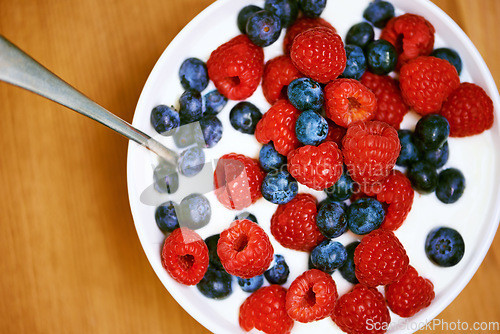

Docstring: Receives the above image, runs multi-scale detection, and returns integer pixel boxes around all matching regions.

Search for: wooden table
[0,0,499,333]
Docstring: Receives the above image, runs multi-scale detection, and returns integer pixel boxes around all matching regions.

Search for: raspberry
[377,170,414,231]
[207,34,264,100]
[332,284,391,334]
[255,99,301,156]
[354,229,409,287]
[286,269,338,323]
[380,13,435,68]
[287,141,343,191]
[217,219,274,278]
[214,153,265,210]
[161,227,209,286]
[440,82,494,137]
[360,71,409,129]
[239,285,294,334]
[325,119,347,148]
[385,265,435,317]
[283,17,335,54]
[324,78,377,127]
[290,27,346,83]
[399,56,460,115]
[342,121,400,185]
[262,55,303,105]
[270,193,326,252]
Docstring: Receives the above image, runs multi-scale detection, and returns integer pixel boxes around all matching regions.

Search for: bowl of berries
[127,0,500,333]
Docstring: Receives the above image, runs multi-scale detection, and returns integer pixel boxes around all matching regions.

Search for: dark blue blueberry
[414,114,450,150]
[287,77,324,112]
[150,105,180,136]
[261,169,298,204]
[366,39,397,75]
[347,197,385,235]
[423,141,449,168]
[178,146,205,177]
[179,90,203,124]
[155,201,180,233]
[407,161,438,194]
[153,163,179,194]
[179,58,209,93]
[205,234,224,270]
[431,48,462,75]
[264,0,299,28]
[316,199,348,239]
[436,168,465,204]
[199,116,223,148]
[396,129,421,167]
[203,89,228,116]
[363,0,395,28]
[324,168,354,201]
[179,193,211,229]
[339,241,360,284]
[298,0,326,18]
[425,227,465,267]
[264,254,290,285]
[229,101,263,134]
[237,5,263,34]
[259,143,287,172]
[345,22,375,49]
[295,110,328,146]
[234,212,258,224]
[237,275,264,293]
[342,44,367,80]
[246,10,282,47]
[310,240,348,274]
[197,266,233,299]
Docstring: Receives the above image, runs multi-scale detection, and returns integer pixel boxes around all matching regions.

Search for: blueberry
[407,161,438,194]
[324,168,354,201]
[179,193,211,229]
[414,114,450,150]
[229,101,262,134]
[436,168,465,204]
[172,122,204,148]
[264,254,290,285]
[342,44,367,80]
[347,197,385,235]
[197,266,233,299]
[150,105,180,136]
[179,58,209,93]
[259,143,287,172]
[246,10,282,47]
[237,5,263,34]
[295,110,328,146]
[339,241,360,284]
[178,146,205,177]
[287,77,324,112]
[203,89,228,116]
[237,275,264,293]
[155,201,180,233]
[366,39,397,75]
[345,22,375,49]
[363,0,395,28]
[298,0,327,18]
[264,0,299,28]
[425,227,465,267]
[261,169,298,204]
[153,163,179,194]
[310,240,348,274]
[316,199,348,239]
[431,48,462,75]
[179,90,203,124]
[199,116,223,148]
[423,141,449,168]
[234,212,259,224]
[205,234,223,270]
[396,129,421,167]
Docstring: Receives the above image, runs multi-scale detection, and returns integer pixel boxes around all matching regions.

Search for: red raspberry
[283,17,335,54]
[286,269,338,323]
[239,285,294,334]
[255,99,301,156]
[207,34,264,100]
[377,170,414,231]
[161,227,209,286]
[332,284,391,334]
[360,71,409,129]
[262,55,303,105]
[324,78,377,128]
[325,119,347,148]
[287,141,343,191]
[399,56,460,115]
[380,13,435,68]
[214,153,265,210]
[342,121,400,185]
[270,193,326,252]
[385,265,435,317]
[440,82,494,137]
[217,219,274,278]
[290,27,346,84]
[354,229,409,287]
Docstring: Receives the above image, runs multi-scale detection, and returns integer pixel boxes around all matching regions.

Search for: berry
[264,254,290,285]
[264,0,299,28]
[347,197,385,235]
[155,201,180,233]
[172,122,204,148]
[324,120,347,148]
[295,110,329,146]
[290,27,346,83]
[363,0,395,28]
[345,22,374,49]
[396,129,420,167]
[440,82,494,137]
[205,234,223,270]
[237,5,263,34]
[217,219,274,278]
[237,275,264,293]
[203,89,228,116]
[179,90,203,124]
[179,57,209,92]
[298,0,327,18]
[261,169,299,204]
[436,168,466,204]
[270,193,326,252]
[407,161,438,194]
[199,116,223,148]
[234,211,259,224]
[377,170,414,231]
[316,199,348,239]
[425,227,465,267]
[207,34,264,100]
[229,101,262,134]
[239,285,294,334]
[283,17,335,54]
[262,55,303,105]
[153,163,179,194]
[324,78,377,128]
[310,240,348,274]
[246,10,282,47]
[259,143,287,172]
[178,193,211,230]
[414,113,450,150]
[286,269,338,323]
[196,266,233,299]
[178,146,205,177]
[287,77,324,112]
[431,47,462,75]
[385,265,435,317]
[339,241,360,284]
[365,39,398,75]
[343,44,367,80]
[355,229,409,287]
[151,104,180,136]
[324,168,354,201]
[161,227,209,285]
[399,56,460,115]
[422,141,449,168]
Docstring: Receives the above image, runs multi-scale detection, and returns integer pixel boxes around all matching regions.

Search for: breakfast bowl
[126,0,500,333]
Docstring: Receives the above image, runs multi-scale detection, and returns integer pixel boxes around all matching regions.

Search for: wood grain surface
[0,0,499,333]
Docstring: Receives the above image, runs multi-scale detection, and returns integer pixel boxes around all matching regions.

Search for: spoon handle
[0,35,178,166]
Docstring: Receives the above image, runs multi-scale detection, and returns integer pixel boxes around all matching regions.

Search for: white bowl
[127,0,500,333]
